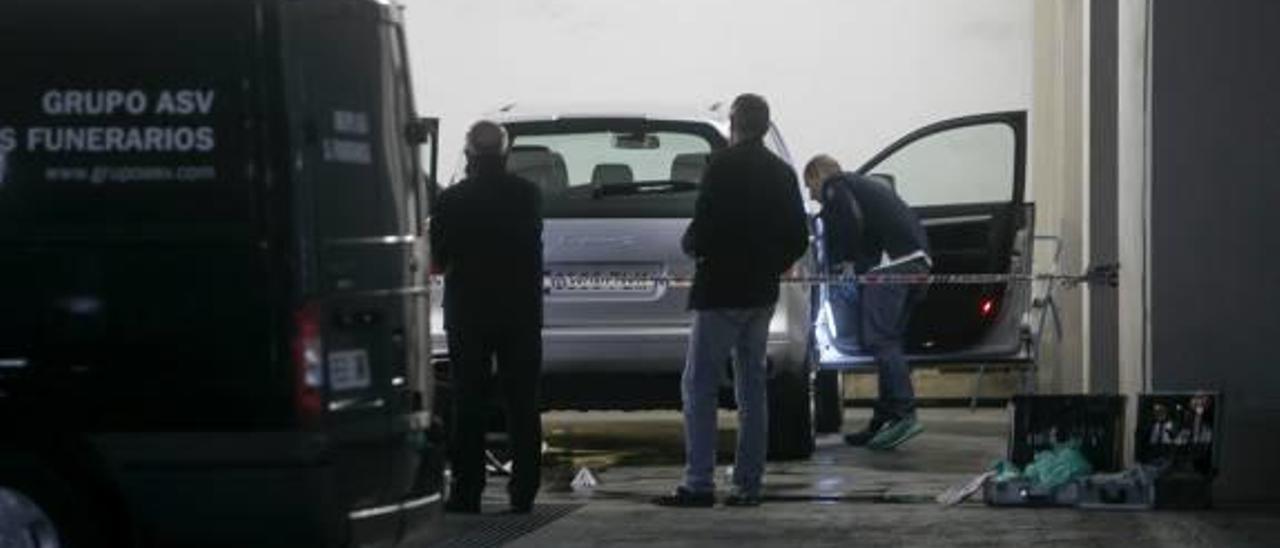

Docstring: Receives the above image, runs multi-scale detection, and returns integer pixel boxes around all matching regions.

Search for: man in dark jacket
[654,94,809,508]
[803,154,931,451]
[430,120,544,514]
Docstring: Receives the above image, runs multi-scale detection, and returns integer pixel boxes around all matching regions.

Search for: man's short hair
[465,120,509,157]
[730,93,771,140]
[804,154,843,184]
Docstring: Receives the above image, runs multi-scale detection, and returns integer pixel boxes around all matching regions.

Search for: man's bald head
[465,120,509,158]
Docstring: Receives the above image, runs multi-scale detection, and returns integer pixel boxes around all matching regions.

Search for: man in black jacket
[654,94,809,508]
[804,154,931,451]
[430,120,544,514]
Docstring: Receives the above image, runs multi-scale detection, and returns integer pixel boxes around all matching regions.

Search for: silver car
[431,103,819,459]
[431,105,1038,461]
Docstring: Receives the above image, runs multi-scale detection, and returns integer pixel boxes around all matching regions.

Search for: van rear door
[0,0,277,428]
[280,0,426,530]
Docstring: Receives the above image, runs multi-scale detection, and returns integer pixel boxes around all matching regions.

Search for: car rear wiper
[590,181,699,199]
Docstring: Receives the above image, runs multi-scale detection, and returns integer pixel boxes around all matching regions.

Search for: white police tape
[427,264,1120,290]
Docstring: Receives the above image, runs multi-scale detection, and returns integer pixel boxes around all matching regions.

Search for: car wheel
[766,369,815,461]
[814,370,845,434]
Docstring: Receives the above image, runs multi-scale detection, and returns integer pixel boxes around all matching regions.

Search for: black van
[0,0,442,546]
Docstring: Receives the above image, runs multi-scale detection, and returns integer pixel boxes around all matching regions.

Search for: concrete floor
[414,409,1279,547]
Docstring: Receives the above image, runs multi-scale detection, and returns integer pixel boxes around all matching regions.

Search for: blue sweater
[819,172,930,274]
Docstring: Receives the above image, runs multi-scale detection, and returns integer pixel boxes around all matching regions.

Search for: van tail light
[979,297,998,318]
[292,304,324,424]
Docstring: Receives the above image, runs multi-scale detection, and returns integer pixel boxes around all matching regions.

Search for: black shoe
[444,497,480,514]
[652,487,715,508]
[844,425,887,446]
[723,492,762,507]
[508,483,536,515]
[844,416,890,447]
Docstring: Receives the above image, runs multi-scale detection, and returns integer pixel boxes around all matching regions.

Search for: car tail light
[292,304,324,423]
[979,297,998,318]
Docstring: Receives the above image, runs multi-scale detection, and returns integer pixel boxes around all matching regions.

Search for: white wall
[402,0,1032,176]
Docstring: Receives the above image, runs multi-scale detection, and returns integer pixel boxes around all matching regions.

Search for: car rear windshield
[505,119,725,219]
[0,2,256,241]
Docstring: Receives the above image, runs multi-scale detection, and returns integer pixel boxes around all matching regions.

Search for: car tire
[766,370,815,461]
[814,370,845,434]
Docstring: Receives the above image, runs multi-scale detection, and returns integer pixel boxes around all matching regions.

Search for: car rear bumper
[545,326,688,374]
[434,325,803,376]
[432,325,807,411]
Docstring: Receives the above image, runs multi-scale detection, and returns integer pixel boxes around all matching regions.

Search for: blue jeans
[681,307,773,496]
[859,260,929,422]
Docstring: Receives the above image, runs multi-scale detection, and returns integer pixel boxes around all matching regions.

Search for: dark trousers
[446,323,543,506]
[861,259,929,423]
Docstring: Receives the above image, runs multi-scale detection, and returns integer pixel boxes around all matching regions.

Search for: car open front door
[815,111,1034,368]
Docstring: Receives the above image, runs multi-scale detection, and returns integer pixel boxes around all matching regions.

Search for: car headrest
[670,153,709,183]
[508,146,569,192]
[591,163,634,185]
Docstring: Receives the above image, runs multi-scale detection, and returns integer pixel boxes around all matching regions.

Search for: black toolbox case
[1008,395,1127,472]
[1135,392,1221,509]
[987,395,1127,506]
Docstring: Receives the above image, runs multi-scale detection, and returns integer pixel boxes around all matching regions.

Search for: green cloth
[990,442,1094,490]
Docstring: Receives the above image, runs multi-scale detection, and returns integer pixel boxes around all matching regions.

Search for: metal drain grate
[428,503,583,548]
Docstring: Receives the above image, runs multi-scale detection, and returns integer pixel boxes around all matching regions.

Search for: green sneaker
[867,417,924,450]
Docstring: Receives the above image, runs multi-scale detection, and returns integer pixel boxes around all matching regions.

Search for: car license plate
[545,264,661,298]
